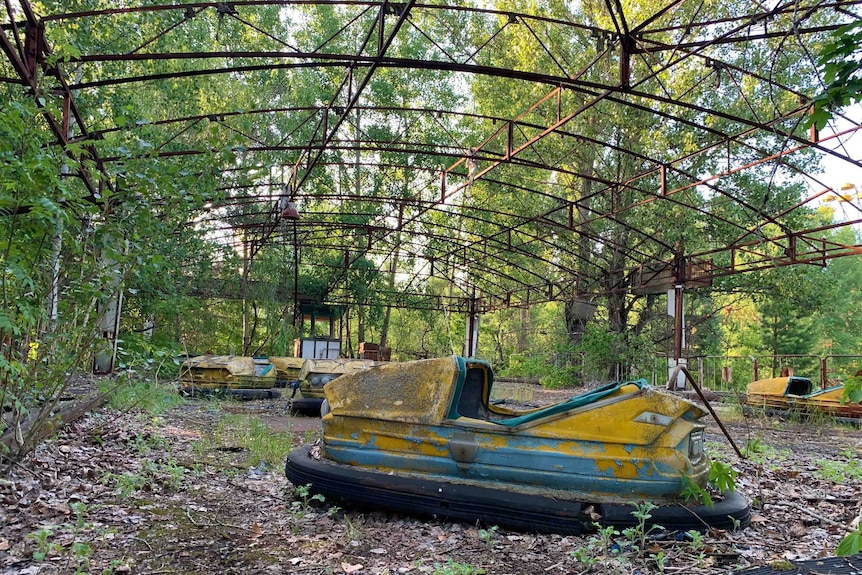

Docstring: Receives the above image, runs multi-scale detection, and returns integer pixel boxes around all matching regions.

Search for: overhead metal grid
[1,0,860,312]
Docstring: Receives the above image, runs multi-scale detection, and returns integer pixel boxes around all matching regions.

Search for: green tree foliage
[808,19,862,130]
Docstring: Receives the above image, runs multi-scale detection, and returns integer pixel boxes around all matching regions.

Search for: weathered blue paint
[324,418,705,499]
[326,440,691,498]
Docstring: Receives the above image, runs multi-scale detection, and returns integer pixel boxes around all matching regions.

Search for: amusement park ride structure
[2,1,861,363]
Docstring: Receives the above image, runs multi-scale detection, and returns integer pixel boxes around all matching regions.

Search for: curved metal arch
[202,123,820,276]
[88,97,770,264]
[88,100,858,289]
[212,213,549,300]
[67,14,852,216]
[207,192,601,307]
[214,199,586,289]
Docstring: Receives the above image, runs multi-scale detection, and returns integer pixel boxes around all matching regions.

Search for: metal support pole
[673,284,684,363]
[292,220,299,329]
[464,298,479,358]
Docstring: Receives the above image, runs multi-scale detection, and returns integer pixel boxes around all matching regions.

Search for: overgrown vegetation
[215,414,296,468]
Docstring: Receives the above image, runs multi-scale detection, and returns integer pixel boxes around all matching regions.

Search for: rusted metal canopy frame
[32,4,856,191]
[0,2,106,205]
[2,0,861,313]
[204,199,587,297]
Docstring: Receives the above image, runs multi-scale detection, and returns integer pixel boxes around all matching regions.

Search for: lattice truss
[1,0,861,312]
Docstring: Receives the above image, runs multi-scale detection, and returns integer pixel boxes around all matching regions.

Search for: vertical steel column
[464,297,479,358]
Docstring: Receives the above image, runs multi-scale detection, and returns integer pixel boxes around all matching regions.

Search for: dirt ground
[2,384,862,575]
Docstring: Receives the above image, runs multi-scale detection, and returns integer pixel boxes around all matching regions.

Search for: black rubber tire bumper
[285,444,750,535]
[180,387,281,400]
[289,397,324,416]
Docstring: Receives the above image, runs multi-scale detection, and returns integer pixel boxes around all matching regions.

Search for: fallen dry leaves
[1,391,861,575]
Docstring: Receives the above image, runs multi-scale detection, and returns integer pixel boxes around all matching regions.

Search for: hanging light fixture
[281,200,300,220]
[280,183,300,220]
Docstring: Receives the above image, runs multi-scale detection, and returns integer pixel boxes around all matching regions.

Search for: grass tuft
[215,414,294,467]
[101,378,182,414]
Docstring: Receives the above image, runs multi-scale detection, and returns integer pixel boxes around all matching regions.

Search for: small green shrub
[103,457,186,497]
[843,375,862,404]
[539,366,581,389]
[621,502,661,557]
[815,456,862,483]
[679,459,738,505]
[477,525,498,550]
[26,527,60,561]
[287,483,326,534]
[680,474,712,506]
[708,460,738,492]
[501,354,547,381]
[742,437,791,465]
[503,349,582,388]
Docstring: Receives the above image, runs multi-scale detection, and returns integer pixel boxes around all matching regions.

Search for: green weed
[477,524,498,550]
[569,524,627,573]
[649,549,668,573]
[343,513,362,543]
[111,470,149,498]
[104,457,186,497]
[70,541,92,574]
[837,529,862,556]
[742,437,792,466]
[679,459,738,506]
[288,483,326,533]
[70,501,89,530]
[680,474,712,506]
[432,559,485,575]
[292,483,325,513]
[101,377,181,415]
[686,529,708,566]
[26,527,61,561]
[815,456,862,483]
[162,458,186,489]
[132,432,166,455]
[621,501,661,557]
[215,415,294,467]
[708,460,738,492]
[25,504,94,575]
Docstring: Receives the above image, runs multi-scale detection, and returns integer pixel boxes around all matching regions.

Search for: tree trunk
[241,240,251,356]
[565,149,598,346]
[47,218,62,335]
[380,248,398,349]
[357,305,366,346]
[518,306,527,352]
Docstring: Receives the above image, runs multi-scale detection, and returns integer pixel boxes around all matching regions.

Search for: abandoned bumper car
[179,355,281,399]
[288,358,380,415]
[285,356,750,534]
[745,375,862,423]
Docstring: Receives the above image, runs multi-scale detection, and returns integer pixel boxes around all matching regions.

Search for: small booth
[293,303,346,359]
